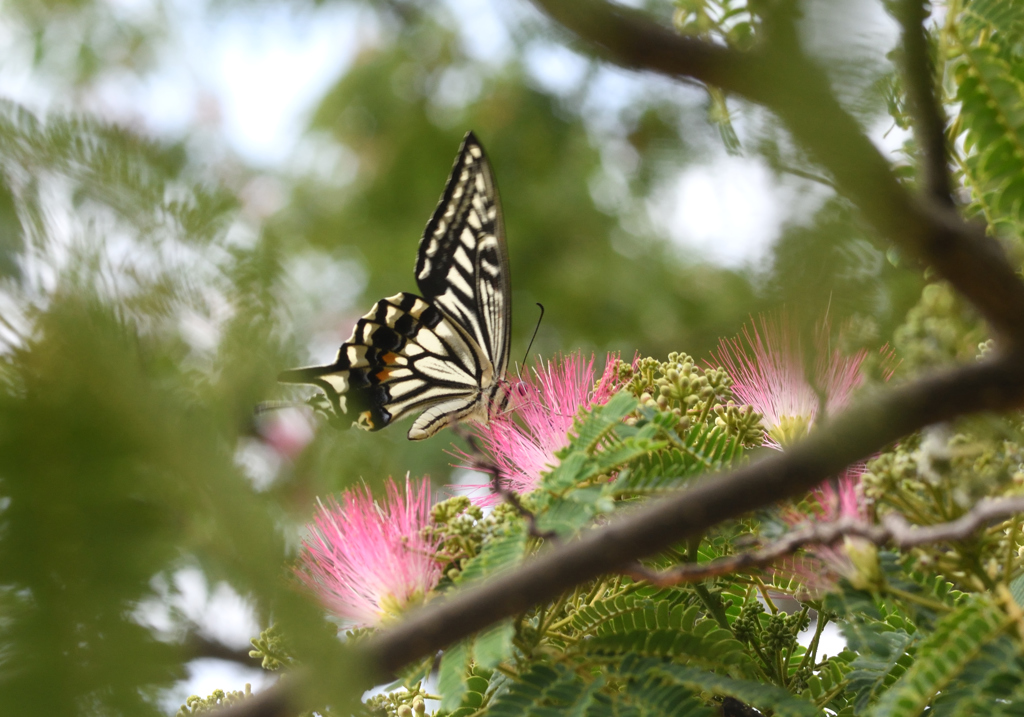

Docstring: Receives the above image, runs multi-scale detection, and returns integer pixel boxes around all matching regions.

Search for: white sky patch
[447,467,496,506]
[443,0,516,68]
[203,4,365,166]
[136,567,261,649]
[801,0,901,66]
[69,1,366,166]
[652,155,833,269]
[868,115,914,161]
[524,43,590,97]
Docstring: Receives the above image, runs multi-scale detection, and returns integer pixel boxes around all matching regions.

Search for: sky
[0,0,911,708]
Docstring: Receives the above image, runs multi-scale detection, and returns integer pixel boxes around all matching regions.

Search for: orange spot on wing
[382,352,399,364]
[376,367,392,381]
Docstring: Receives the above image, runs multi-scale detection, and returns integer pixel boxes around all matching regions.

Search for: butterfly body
[279,133,511,440]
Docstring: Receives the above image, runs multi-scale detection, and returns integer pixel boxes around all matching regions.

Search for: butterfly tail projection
[277,363,363,428]
[277,291,493,439]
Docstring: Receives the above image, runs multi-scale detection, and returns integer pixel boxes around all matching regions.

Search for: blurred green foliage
[0,0,1007,714]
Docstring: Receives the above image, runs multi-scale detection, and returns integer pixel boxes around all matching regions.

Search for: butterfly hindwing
[278,133,511,440]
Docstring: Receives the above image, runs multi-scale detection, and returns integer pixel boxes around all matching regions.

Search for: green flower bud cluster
[893,283,987,372]
[861,446,924,502]
[364,686,428,717]
[732,601,765,644]
[177,685,252,716]
[248,624,295,671]
[429,497,522,581]
[763,610,810,653]
[713,403,766,448]
[864,431,1024,513]
[732,600,808,657]
[614,352,766,448]
[614,352,760,442]
[863,424,1024,589]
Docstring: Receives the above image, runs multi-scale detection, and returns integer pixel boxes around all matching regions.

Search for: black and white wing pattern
[278,132,511,441]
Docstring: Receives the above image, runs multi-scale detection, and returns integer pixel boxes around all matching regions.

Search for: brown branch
[623,495,1024,586]
[365,353,1024,676]
[530,0,1024,342]
[895,0,954,207]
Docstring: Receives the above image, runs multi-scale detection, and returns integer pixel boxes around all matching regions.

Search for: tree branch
[623,495,1024,586]
[530,0,1024,342]
[895,0,954,207]
[365,353,1024,676]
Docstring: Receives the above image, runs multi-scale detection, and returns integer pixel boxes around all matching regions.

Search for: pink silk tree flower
[776,471,880,597]
[713,313,892,595]
[295,477,442,628]
[459,352,621,505]
[714,313,878,449]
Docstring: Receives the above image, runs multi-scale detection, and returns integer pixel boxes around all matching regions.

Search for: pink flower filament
[296,477,442,628]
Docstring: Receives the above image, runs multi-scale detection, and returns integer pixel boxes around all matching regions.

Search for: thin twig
[621,495,1024,586]
[895,0,955,207]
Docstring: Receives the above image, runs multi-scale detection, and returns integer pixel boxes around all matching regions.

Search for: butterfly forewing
[416,134,511,383]
[277,133,511,440]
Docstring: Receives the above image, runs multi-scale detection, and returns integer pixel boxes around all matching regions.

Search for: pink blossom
[776,474,876,596]
[714,313,877,449]
[257,407,316,460]
[459,352,620,505]
[295,477,442,627]
[714,313,892,595]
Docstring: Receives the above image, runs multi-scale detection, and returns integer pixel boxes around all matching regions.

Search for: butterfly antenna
[520,303,545,369]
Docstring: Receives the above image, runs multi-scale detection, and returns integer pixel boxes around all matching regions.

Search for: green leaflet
[486,664,590,717]
[438,640,472,713]
[954,35,1024,226]
[610,421,743,497]
[824,584,917,709]
[485,660,714,717]
[575,605,759,678]
[867,597,1009,717]
[610,672,711,717]
[928,635,1024,715]
[535,392,744,537]
[0,100,235,244]
[437,529,525,689]
[569,596,700,637]
[1009,573,1024,607]
[571,391,638,454]
[626,657,818,717]
[804,653,856,713]
[474,620,515,670]
[455,525,527,586]
[961,0,1024,43]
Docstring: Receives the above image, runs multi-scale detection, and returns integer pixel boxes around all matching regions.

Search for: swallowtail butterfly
[278,132,511,440]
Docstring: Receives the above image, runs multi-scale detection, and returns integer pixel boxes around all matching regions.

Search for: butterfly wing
[279,292,492,439]
[277,131,512,441]
[415,132,511,385]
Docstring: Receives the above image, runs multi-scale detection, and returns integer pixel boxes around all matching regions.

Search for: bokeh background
[0,0,929,712]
